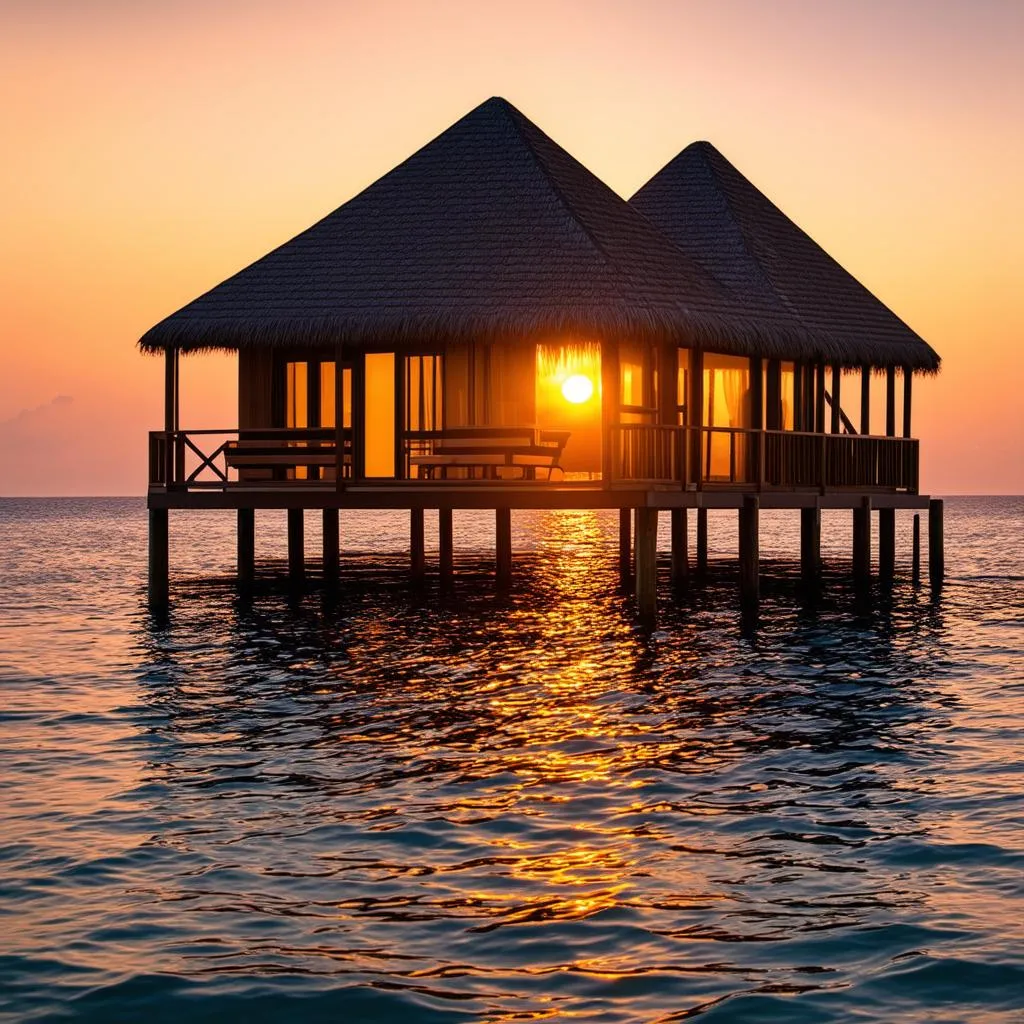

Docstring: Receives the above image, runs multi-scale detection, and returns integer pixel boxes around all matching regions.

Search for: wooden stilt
[800,506,821,586]
[237,508,255,587]
[670,507,688,584]
[618,508,631,584]
[439,508,454,588]
[739,496,759,607]
[634,507,658,623]
[410,508,425,584]
[878,507,895,584]
[322,508,339,584]
[928,499,944,588]
[287,508,305,588]
[912,513,921,587]
[696,507,708,577]
[148,508,169,610]
[853,498,871,588]
[495,507,512,589]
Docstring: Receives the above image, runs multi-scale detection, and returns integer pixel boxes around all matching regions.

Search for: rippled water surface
[1,497,1022,1023]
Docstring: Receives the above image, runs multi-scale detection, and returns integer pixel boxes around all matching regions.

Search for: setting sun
[561,374,594,404]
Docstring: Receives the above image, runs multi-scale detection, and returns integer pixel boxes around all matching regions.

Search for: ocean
[1,496,1021,1023]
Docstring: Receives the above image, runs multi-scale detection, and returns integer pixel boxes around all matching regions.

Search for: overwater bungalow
[141,97,942,616]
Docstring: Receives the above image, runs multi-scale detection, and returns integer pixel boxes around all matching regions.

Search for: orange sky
[1,0,1021,495]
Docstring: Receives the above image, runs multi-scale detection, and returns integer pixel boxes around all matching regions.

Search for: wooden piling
[287,508,305,587]
[670,507,689,584]
[912,513,921,587]
[439,508,454,587]
[853,498,871,588]
[928,499,944,588]
[618,508,632,584]
[696,508,708,577]
[878,507,896,584]
[496,507,512,589]
[634,507,658,622]
[148,508,169,610]
[237,508,255,587]
[410,508,425,584]
[739,496,760,607]
[800,506,821,586]
[322,509,339,584]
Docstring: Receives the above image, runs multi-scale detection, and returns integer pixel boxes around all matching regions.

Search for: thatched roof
[630,142,940,371]
[140,98,800,356]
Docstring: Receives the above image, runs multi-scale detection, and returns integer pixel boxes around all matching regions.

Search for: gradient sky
[1,0,1021,495]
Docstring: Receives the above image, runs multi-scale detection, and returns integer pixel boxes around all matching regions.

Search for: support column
[800,506,821,586]
[878,507,895,584]
[237,508,255,588]
[903,369,913,438]
[886,367,897,438]
[148,508,169,611]
[815,364,826,433]
[287,508,305,588]
[830,366,842,434]
[928,499,944,588]
[618,508,632,585]
[410,508,425,584]
[860,366,871,435]
[439,508,454,588]
[853,497,871,588]
[634,507,658,623]
[739,496,760,607]
[322,508,339,585]
[670,507,688,585]
[696,507,708,577]
[912,513,921,587]
[495,507,512,590]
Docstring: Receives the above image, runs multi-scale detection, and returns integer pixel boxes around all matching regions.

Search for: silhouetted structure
[142,97,943,617]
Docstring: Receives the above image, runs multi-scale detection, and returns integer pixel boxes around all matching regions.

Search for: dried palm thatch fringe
[139,98,940,374]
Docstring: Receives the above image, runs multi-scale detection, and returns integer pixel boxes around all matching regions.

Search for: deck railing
[609,425,918,492]
[150,426,918,493]
[149,429,346,489]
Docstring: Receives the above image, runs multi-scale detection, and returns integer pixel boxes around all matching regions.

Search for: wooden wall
[238,349,274,428]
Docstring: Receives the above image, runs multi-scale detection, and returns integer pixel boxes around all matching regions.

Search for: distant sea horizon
[2,496,1021,1023]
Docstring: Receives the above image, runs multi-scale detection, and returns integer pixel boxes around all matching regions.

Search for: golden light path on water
[0,498,1023,1022]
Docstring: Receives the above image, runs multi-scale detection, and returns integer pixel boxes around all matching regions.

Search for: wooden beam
[495,507,512,589]
[739,496,759,606]
[860,366,871,435]
[696,507,708,577]
[287,508,305,588]
[749,357,764,430]
[439,508,454,588]
[410,508,425,584]
[853,497,871,588]
[792,363,803,432]
[886,366,896,436]
[335,343,346,489]
[601,338,620,485]
[912,513,921,587]
[830,366,841,434]
[618,507,631,585]
[237,508,255,587]
[800,506,820,586]
[929,499,944,588]
[878,507,895,584]
[148,508,169,611]
[815,363,826,433]
[765,358,781,431]
[903,369,913,438]
[670,507,688,584]
[689,348,704,486]
[322,508,339,584]
[351,354,366,481]
[394,351,406,479]
[634,507,658,623]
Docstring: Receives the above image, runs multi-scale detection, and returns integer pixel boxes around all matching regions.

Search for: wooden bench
[223,430,350,480]
[409,427,570,480]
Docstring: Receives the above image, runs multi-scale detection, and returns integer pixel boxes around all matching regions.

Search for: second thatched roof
[630,141,940,371]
